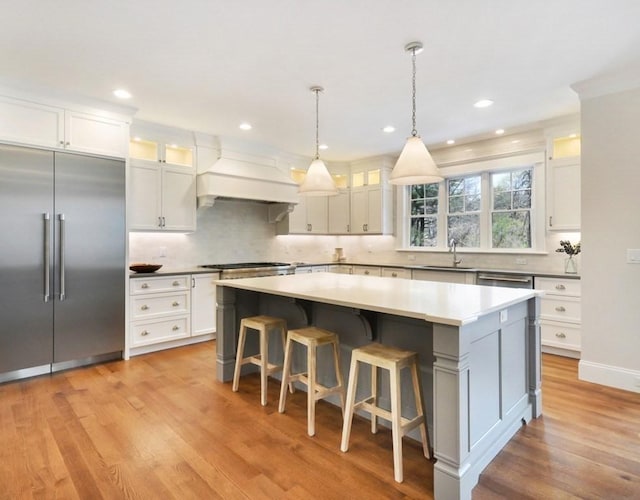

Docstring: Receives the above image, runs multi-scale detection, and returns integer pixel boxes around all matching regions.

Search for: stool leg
[390,364,403,483]
[370,364,378,434]
[331,341,346,415]
[259,327,269,406]
[307,342,317,436]
[232,324,247,393]
[411,358,432,459]
[279,326,294,394]
[340,356,359,452]
[278,336,293,413]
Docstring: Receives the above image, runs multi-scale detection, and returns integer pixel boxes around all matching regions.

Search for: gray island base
[215,273,542,500]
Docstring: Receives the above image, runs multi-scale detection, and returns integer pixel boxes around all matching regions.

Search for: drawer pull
[555,284,566,290]
[555,332,566,339]
[172,325,179,331]
[172,280,180,286]
[555,306,566,312]
[364,270,370,275]
[141,305,149,310]
[391,272,397,277]
[141,283,149,289]
[141,330,149,336]
[172,301,179,307]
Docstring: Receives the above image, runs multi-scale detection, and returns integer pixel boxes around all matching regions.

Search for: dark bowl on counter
[129,263,163,273]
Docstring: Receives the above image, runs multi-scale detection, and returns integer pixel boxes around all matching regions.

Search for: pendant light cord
[314,88,320,160]
[411,46,418,137]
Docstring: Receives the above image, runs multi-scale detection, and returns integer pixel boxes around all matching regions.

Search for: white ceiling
[2,0,640,161]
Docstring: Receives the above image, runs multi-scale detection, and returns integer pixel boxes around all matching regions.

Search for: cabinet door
[306,196,328,233]
[366,187,382,233]
[547,157,580,230]
[288,197,308,233]
[129,163,162,230]
[192,273,218,337]
[352,266,381,276]
[328,190,350,233]
[65,111,128,158]
[161,167,196,231]
[350,189,367,234]
[0,96,64,149]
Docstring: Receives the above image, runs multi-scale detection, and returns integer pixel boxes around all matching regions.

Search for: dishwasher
[476,272,534,289]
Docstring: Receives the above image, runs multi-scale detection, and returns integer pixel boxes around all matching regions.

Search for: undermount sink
[418,265,476,271]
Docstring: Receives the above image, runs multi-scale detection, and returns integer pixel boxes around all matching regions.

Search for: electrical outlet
[500,310,508,323]
[515,257,527,265]
[159,246,167,257]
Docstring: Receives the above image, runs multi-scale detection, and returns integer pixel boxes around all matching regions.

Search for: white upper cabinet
[129,124,196,232]
[350,162,393,234]
[328,190,350,234]
[288,195,328,234]
[546,131,581,231]
[0,95,129,157]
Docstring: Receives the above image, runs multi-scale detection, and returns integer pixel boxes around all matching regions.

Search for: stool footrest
[242,355,282,375]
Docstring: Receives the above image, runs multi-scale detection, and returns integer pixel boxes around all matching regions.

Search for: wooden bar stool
[232,315,287,406]
[340,342,431,483]
[278,326,346,437]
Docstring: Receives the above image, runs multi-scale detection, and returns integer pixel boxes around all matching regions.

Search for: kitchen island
[215,272,541,500]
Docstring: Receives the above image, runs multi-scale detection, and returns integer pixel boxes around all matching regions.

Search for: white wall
[578,86,640,392]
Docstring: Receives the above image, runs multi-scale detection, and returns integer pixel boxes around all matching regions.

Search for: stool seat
[279,326,346,436]
[232,315,288,406]
[340,342,431,483]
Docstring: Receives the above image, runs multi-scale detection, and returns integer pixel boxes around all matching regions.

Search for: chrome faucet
[449,238,463,267]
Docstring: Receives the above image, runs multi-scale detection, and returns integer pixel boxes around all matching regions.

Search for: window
[491,169,532,248]
[410,183,439,247]
[405,162,540,251]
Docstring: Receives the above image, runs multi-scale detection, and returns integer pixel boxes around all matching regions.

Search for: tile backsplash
[129,199,577,274]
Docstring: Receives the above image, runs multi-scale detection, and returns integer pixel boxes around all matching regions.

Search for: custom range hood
[196,147,300,218]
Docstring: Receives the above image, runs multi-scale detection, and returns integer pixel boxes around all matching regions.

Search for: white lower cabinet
[191,273,218,337]
[535,276,581,357]
[412,269,477,284]
[381,267,411,279]
[129,273,217,354]
[351,265,381,277]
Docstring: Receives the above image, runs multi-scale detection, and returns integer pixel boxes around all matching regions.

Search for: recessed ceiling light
[113,89,132,99]
[319,144,328,150]
[569,133,578,138]
[495,129,505,135]
[383,125,396,133]
[474,99,494,108]
[511,139,520,144]
[239,123,252,131]
[446,139,455,145]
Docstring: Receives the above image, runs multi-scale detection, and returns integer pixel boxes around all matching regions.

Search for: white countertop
[216,272,540,326]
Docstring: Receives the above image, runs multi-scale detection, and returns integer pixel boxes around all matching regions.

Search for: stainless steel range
[199,262,295,279]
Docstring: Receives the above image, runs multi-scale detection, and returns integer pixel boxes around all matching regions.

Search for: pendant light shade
[299,86,338,196]
[390,41,444,186]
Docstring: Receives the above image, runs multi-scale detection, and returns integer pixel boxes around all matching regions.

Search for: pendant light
[298,86,338,196]
[389,41,444,185]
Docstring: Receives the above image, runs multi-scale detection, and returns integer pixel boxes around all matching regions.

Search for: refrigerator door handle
[58,213,66,301]
[43,213,51,302]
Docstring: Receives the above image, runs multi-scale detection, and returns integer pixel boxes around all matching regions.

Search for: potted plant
[556,240,581,274]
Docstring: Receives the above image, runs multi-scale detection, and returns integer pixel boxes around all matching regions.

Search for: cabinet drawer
[130,275,190,294]
[130,291,190,320]
[541,321,581,351]
[131,316,190,346]
[381,267,411,279]
[535,277,581,296]
[540,296,581,323]
[352,266,382,276]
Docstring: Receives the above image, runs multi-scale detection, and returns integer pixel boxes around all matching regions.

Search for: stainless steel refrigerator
[0,143,125,383]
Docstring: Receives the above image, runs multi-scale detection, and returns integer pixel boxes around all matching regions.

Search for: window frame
[397,151,546,253]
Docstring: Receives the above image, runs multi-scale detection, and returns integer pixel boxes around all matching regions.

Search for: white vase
[564,256,577,274]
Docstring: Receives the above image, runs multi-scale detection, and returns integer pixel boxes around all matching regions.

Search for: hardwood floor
[0,343,638,499]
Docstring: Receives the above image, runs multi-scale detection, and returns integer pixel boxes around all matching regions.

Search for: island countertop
[215,272,540,326]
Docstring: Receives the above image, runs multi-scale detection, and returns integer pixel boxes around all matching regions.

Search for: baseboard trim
[578,359,640,393]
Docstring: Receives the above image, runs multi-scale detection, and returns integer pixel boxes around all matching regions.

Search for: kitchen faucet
[449,238,463,267]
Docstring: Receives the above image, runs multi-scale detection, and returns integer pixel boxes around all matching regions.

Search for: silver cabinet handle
[555,306,566,312]
[192,277,196,288]
[58,214,66,301]
[141,283,149,289]
[158,216,163,228]
[161,216,166,227]
[59,141,64,146]
[141,330,149,336]
[43,213,51,302]
[172,301,179,307]
[172,325,179,331]
[364,270,370,275]
[555,332,566,339]
[172,280,180,286]
[555,284,566,290]
[141,305,149,310]
[391,272,398,277]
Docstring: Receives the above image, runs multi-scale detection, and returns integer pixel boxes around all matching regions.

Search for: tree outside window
[410,183,439,247]
[491,169,532,248]
[447,175,481,247]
